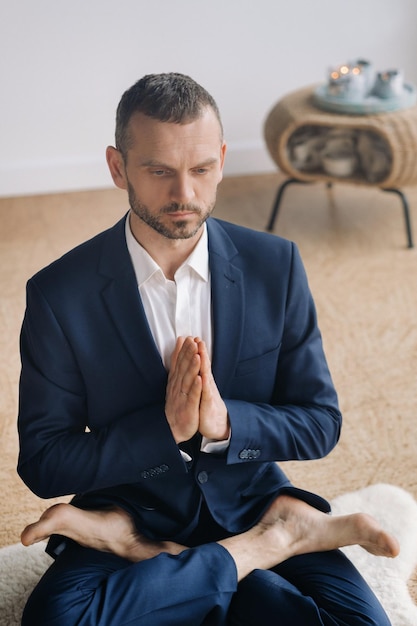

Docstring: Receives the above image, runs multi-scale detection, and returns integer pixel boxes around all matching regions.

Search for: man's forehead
[126,110,223,159]
[128,108,222,139]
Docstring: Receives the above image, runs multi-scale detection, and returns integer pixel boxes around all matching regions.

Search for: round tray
[313,83,417,115]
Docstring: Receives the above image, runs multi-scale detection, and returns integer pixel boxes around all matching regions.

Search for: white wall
[1,0,417,197]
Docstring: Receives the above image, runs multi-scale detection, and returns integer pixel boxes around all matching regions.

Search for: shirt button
[197,471,209,484]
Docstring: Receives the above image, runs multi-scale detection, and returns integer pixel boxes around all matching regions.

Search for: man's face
[117,108,226,240]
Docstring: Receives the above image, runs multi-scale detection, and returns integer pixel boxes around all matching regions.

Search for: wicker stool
[264,85,417,247]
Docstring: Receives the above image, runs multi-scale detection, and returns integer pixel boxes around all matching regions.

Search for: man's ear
[218,142,227,183]
[106,146,128,190]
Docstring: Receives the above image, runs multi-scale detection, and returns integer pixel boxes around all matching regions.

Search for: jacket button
[239,449,260,460]
[197,471,209,484]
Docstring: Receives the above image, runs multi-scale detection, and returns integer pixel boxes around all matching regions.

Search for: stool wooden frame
[264,85,417,247]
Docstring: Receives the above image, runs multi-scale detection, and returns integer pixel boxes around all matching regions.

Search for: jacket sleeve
[225,242,342,465]
[17,279,186,499]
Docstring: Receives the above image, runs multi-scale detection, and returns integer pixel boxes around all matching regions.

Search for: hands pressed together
[165,336,230,444]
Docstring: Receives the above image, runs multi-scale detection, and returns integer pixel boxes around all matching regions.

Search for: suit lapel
[207,220,244,395]
[98,217,167,389]
[96,217,244,393]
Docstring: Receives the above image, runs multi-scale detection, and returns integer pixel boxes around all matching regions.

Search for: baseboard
[223,140,276,177]
[0,156,112,198]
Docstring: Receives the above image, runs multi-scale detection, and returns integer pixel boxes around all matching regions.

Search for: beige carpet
[1,173,417,596]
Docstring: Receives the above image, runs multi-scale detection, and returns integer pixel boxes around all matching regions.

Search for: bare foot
[257,495,400,561]
[218,495,399,581]
[21,503,185,562]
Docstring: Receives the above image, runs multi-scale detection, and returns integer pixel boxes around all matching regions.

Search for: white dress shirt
[125,214,212,369]
[125,214,228,455]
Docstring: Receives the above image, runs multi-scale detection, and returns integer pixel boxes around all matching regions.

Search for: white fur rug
[0,484,416,626]
[333,484,417,625]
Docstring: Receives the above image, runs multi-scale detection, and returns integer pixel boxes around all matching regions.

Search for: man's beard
[127,181,215,240]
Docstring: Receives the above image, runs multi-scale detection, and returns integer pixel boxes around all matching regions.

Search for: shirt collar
[125,212,209,286]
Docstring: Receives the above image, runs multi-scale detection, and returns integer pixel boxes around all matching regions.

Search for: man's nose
[169,175,195,205]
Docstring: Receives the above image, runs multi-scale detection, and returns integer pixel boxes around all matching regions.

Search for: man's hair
[115,72,223,157]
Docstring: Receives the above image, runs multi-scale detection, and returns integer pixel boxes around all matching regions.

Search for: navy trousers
[22,541,391,626]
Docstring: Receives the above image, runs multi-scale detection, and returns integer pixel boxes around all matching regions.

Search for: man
[18,73,398,625]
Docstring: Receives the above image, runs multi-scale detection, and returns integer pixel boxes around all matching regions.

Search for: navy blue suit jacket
[18,216,341,543]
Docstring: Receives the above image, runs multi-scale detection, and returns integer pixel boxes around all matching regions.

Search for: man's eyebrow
[193,157,219,167]
[140,159,171,168]
[140,157,219,168]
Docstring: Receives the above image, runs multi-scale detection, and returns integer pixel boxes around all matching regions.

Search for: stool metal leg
[382,188,414,248]
[266,180,414,248]
[266,178,306,232]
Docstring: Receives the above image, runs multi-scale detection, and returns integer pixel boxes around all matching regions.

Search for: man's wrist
[201,431,231,454]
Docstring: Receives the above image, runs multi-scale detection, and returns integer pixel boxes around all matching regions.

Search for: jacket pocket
[234,343,281,377]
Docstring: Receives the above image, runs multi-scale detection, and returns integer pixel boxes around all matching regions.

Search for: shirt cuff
[201,433,231,454]
[179,449,192,462]
[179,433,231,461]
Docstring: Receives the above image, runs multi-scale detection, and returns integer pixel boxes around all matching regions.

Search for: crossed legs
[21,495,399,625]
